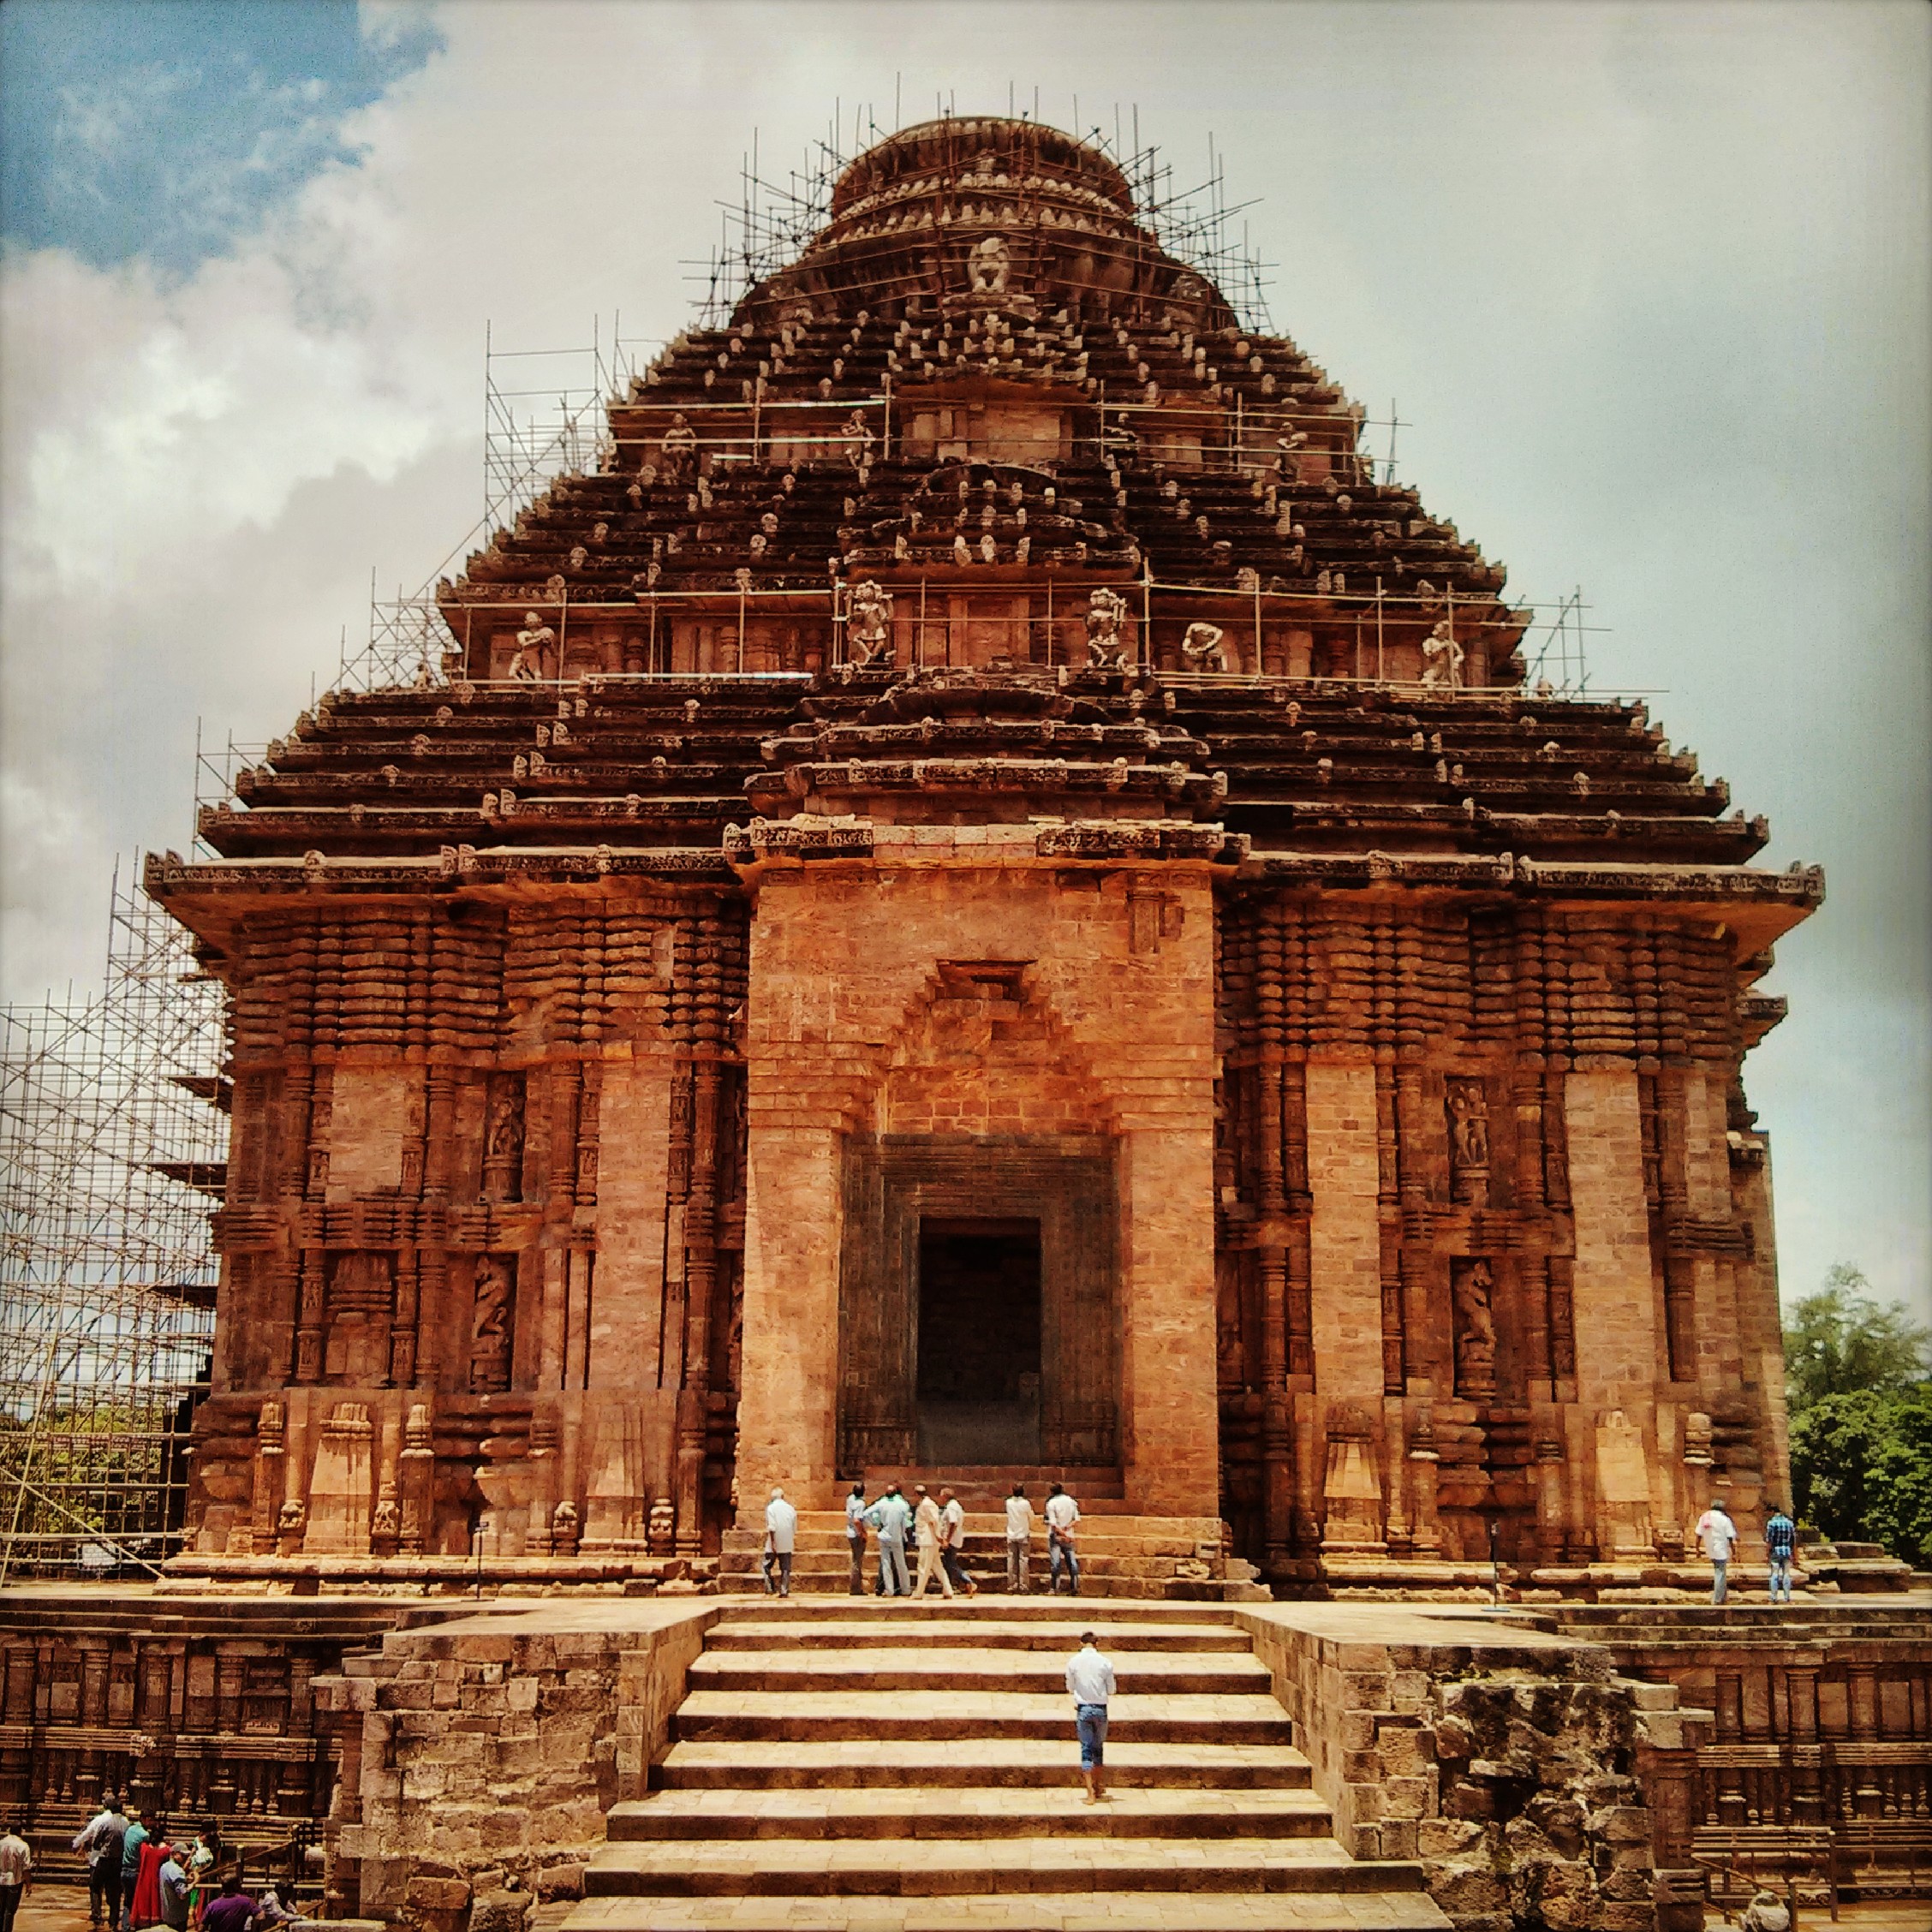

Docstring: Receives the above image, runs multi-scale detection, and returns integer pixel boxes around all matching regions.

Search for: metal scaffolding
[0,865,228,1581]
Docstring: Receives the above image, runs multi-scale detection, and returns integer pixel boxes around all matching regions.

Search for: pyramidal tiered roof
[152,114,1821,963]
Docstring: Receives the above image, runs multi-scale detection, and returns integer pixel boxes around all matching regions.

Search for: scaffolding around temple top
[686,104,1275,335]
[0,865,228,1582]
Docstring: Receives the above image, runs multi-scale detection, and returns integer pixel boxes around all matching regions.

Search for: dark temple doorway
[916,1217,1042,1464]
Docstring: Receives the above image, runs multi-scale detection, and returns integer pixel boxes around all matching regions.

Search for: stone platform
[718,1507,1268,1601]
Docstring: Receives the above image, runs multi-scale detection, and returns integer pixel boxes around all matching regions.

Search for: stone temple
[146,111,1828,1599]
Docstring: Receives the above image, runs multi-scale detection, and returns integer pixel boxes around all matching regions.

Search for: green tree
[1782,1264,1930,1413]
[1783,1267,1932,1568]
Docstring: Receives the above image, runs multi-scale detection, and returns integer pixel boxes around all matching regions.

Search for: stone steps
[705,1617,1254,1654]
[584,1834,1420,1894]
[562,1601,1448,1932]
[569,1893,1450,1931]
[653,1739,1317,1791]
[605,1786,1335,1840]
[689,1645,1273,1696]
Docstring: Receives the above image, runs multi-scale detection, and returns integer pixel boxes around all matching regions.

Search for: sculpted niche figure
[1452,1259,1498,1398]
[969,234,1010,294]
[507,611,553,682]
[1422,618,1464,691]
[1085,587,1130,669]
[470,1256,516,1393]
[846,579,894,667]
[658,412,697,477]
[1181,620,1228,671]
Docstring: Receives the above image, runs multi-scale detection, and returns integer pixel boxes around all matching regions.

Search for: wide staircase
[719,1470,1267,1601]
[565,1599,1448,1931]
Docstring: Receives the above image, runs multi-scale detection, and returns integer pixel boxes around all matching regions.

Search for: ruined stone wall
[1237,1604,1704,1932]
[1213,892,1785,1585]
[319,1601,719,1927]
[184,889,749,1571]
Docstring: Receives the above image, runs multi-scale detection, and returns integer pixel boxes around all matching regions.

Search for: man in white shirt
[763,1486,798,1597]
[1005,1484,1035,1594]
[910,1485,954,1599]
[1044,1482,1081,1596]
[0,1819,32,1932]
[1064,1631,1118,1804]
[1694,1499,1740,1605]
[938,1488,977,1595]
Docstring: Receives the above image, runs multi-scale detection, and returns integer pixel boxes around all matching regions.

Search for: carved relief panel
[1446,1076,1492,1207]
[468,1254,517,1393]
[483,1074,525,1202]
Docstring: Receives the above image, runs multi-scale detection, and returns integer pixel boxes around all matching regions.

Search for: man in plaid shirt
[1763,1503,1798,1605]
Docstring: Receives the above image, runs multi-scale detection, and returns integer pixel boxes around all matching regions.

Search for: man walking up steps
[1064,1630,1117,1804]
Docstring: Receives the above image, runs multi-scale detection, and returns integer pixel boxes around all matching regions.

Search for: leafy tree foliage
[1783,1263,1930,1410]
[1784,1266,1932,1567]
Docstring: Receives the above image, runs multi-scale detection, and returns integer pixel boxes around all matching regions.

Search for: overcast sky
[2,0,1926,1321]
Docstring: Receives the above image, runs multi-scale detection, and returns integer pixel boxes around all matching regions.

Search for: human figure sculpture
[1422,618,1464,691]
[1275,431,1309,478]
[1452,1260,1498,1396]
[846,581,893,666]
[487,1090,522,1160]
[658,413,696,477]
[969,235,1010,294]
[1447,1084,1489,1171]
[470,1257,514,1393]
[843,411,874,468]
[1085,587,1130,669]
[507,612,553,682]
[1181,621,1227,671]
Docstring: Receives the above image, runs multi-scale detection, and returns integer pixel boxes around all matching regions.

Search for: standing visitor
[939,1488,978,1596]
[75,1792,128,1931]
[119,1807,149,1931]
[186,1826,220,1928]
[1064,1631,1118,1804]
[0,1818,31,1932]
[128,1830,166,1930]
[158,1844,191,1932]
[844,1482,870,1595]
[1694,1497,1741,1605]
[1762,1503,1798,1606]
[1005,1483,1035,1594]
[1045,1482,1081,1596]
[199,1875,254,1932]
[763,1486,797,1597]
[910,1485,954,1599]
[868,1482,912,1597]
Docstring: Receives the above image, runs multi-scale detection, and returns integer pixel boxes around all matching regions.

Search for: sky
[1,0,1927,1322]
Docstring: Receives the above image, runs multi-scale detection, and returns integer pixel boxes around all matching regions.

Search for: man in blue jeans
[1064,1629,1117,1804]
[1762,1503,1798,1605]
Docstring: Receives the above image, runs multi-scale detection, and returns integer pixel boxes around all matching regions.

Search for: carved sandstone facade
[152,116,1818,1590]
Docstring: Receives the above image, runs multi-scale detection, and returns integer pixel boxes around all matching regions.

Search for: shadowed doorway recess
[917,1217,1041,1463]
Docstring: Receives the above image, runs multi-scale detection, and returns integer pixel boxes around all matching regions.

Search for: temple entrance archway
[915,1216,1042,1464]
[835,1136,1118,1477]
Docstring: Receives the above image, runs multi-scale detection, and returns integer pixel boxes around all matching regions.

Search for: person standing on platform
[763,1486,798,1597]
[157,1844,190,1932]
[868,1482,912,1597]
[845,1481,870,1595]
[0,1818,32,1932]
[1064,1630,1118,1804]
[1762,1504,1798,1605]
[910,1485,954,1599]
[75,1792,128,1931]
[1045,1482,1081,1596]
[1005,1483,1035,1594]
[1694,1497,1740,1604]
[939,1488,978,1596]
[118,1807,149,1932]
